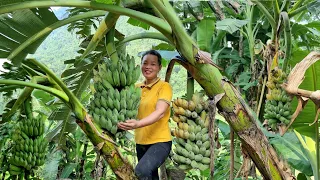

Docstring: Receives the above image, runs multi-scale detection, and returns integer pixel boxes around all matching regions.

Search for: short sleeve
[158,82,173,105]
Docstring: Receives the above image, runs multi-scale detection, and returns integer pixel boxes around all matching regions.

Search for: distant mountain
[30,7,81,76]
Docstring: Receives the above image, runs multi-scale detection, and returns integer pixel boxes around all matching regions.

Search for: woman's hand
[117,119,141,131]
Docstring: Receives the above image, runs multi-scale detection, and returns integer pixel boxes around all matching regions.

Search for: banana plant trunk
[149,1,295,179]
[76,114,136,179]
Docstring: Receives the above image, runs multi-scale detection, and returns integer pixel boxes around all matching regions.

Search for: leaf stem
[3,76,48,119]
[288,1,316,18]
[251,0,276,34]
[273,0,280,23]
[289,0,305,12]
[8,10,106,61]
[117,32,170,47]
[0,79,69,101]
[280,12,291,72]
[80,12,119,62]
[28,58,84,119]
[149,0,197,65]
[0,0,172,40]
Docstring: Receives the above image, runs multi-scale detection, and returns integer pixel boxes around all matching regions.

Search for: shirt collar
[138,77,160,88]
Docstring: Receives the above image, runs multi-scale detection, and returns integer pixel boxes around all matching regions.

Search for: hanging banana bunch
[171,92,213,171]
[89,54,141,136]
[264,67,292,130]
[8,100,48,176]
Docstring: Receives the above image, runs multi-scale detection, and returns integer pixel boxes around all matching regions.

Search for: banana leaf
[270,132,313,176]
[196,18,215,52]
[0,8,58,65]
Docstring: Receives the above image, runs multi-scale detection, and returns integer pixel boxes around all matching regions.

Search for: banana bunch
[171,93,211,171]
[89,54,141,136]
[90,85,140,134]
[95,54,140,89]
[264,68,292,130]
[9,114,48,176]
[15,116,44,138]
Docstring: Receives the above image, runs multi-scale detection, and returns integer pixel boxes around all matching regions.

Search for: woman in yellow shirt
[118,50,172,180]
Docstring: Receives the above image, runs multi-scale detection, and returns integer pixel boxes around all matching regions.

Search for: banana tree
[250,0,320,178]
[0,0,318,179]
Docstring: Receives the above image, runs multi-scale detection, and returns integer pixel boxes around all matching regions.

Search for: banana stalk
[106,27,119,66]
[24,97,33,120]
[77,114,136,179]
[279,12,291,72]
[273,0,280,22]
[186,72,194,101]
[79,12,120,62]
[148,0,197,65]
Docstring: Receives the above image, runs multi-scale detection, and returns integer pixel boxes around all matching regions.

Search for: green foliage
[40,150,62,180]
[196,18,215,52]
[216,18,248,34]
[234,72,258,91]
[60,163,78,178]
[0,61,44,98]
[270,132,313,176]
[94,0,114,4]
[0,8,58,65]
[67,8,100,39]
[127,17,150,30]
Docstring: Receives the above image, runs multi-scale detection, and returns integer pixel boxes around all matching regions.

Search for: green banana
[129,57,135,71]
[122,61,129,72]
[107,96,114,109]
[120,71,127,87]
[114,99,121,111]
[133,65,140,82]
[120,98,127,109]
[105,69,114,85]
[113,69,120,86]
[102,79,113,90]
[126,69,133,85]
[114,89,120,100]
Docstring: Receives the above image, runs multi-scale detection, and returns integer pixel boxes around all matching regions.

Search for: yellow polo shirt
[135,78,172,144]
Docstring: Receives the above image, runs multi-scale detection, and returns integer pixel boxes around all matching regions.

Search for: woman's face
[141,54,161,81]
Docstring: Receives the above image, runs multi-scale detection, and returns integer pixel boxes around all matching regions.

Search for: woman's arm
[117,100,169,131]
